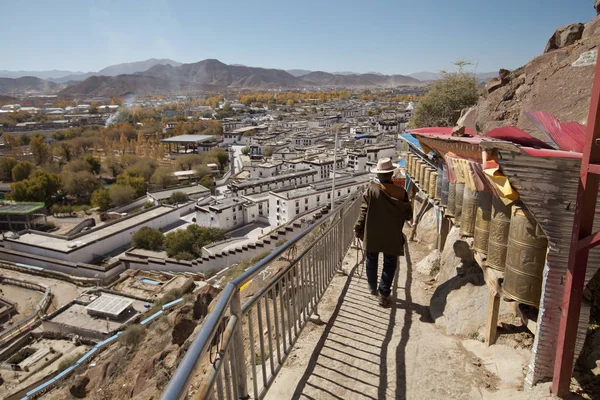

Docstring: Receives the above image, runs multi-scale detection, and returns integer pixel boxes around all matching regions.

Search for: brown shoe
[378,294,391,307]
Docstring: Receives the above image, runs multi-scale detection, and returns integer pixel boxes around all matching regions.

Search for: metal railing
[162,193,363,400]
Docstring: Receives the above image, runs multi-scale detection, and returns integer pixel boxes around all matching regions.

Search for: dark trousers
[366,252,398,297]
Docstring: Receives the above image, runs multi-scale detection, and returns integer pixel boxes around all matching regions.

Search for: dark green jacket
[354,181,412,256]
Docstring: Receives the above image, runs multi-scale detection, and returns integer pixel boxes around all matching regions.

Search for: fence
[161,193,362,400]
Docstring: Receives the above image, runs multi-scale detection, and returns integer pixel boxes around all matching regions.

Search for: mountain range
[0,58,497,97]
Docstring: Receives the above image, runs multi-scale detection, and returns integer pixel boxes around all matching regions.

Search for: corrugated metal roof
[405,126,475,135]
[483,126,554,149]
[526,111,586,152]
[496,150,600,385]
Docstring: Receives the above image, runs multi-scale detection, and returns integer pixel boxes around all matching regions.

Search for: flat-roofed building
[228,169,317,196]
[0,201,47,233]
[85,294,134,319]
[161,134,220,154]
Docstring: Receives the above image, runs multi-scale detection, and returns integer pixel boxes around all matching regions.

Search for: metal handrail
[161,193,363,400]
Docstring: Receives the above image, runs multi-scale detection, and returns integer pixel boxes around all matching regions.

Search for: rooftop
[149,185,210,201]
[7,206,175,253]
[0,201,45,215]
[160,134,217,144]
[85,294,133,318]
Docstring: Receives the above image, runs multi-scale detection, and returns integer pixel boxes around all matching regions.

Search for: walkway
[266,243,553,400]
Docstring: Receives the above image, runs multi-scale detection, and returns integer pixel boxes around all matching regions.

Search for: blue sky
[0,0,595,74]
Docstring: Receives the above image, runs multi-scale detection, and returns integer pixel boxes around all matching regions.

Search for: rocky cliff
[476,15,600,138]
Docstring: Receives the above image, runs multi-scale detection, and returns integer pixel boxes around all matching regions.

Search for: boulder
[485,78,504,94]
[69,375,90,398]
[416,249,441,276]
[430,227,510,336]
[545,23,585,53]
[415,206,438,249]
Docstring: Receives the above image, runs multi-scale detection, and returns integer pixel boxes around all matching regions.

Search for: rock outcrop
[596,0,600,15]
[545,23,585,53]
[69,375,89,398]
[476,16,600,139]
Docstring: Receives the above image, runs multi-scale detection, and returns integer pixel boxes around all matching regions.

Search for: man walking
[354,158,412,307]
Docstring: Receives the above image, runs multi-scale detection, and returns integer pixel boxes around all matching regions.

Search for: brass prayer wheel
[487,197,512,271]
[419,163,427,186]
[440,164,449,207]
[473,190,492,254]
[503,205,548,307]
[430,172,438,199]
[447,182,456,217]
[459,187,478,237]
[454,183,465,225]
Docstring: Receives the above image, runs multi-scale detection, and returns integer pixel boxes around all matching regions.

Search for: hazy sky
[0,0,595,74]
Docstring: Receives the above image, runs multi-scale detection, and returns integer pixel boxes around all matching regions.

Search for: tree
[30,135,49,165]
[55,142,73,162]
[208,147,229,168]
[109,184,136,206]
[132,227,164,250]
[62,170,100,198]
[3,134,18,149]
[150,167,177,189]
[176,154,204,170]
[169,191,188,204]
[63,159,92,174]
[241,147,251,155]
[286,99,294,107]
[18,133,30,146]
[116,172,146,197]
[163,229,195,258]
[10,170,60,203]
[409,65,479,128]
[264,147,274,157]
[200,175,214,189]
[84,155,101,175]
[222,102,231,112]
[0,157,17,181]
[11,161,35,182]
[126,158,157,181]
[91,188,111,211]
[104,156,124,177]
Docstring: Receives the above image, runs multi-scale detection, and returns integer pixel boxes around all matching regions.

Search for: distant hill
[0,94,19,104]
[286,69,312,77]
[301,70,420,87]
[0,77,59,95]
[0,69,86,80]
[0,59,182,83]
[57,75,208,98]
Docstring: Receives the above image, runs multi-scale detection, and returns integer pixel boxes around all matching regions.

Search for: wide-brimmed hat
[371,157,397,173]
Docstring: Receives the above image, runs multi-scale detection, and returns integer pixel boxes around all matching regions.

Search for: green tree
[264,147,274,157]
[91,188,111,211]
[176,154,204,170]
[127,157,158,181]
[61,170,100,198]
[116,172,146,197]
[409,65,479,128]
[63,159,92,174]
[10,170,60,203]
[208,147,229,168]
[29,135,49,165]
[55,142,73,162]
[18,133,30,146]
[169,191,188,204]
[0,157,18,181]
[222,102,231,112]
[2,133,18,149]
[132,227,164,250]
[104,156,124,178]
[241,146,251,155]
[11,160,35,182]
[109,184,136,206]
[163,229,194,258]
[150,166,177,189]
[84,155,101,175]
[200,175,214,189]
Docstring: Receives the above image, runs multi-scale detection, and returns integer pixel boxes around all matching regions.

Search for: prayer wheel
[454,183,465,224]
[430,172,438,199]
[407,154,414,178]
[436,164,444,201]
[473,190,493,254]
[424,168,434,193]
[447,182,457,217]
[459,187,478,237]
[419,163,427,186]
[440,164,449,207]
[503,205,548,307]
[487,197,512,271]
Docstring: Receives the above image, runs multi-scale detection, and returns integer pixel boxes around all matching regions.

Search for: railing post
[230,290,249,399]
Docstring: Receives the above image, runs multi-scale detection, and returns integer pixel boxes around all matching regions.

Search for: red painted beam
[578,231,600,251]
[588,163,600,175]
[552,47,600,397]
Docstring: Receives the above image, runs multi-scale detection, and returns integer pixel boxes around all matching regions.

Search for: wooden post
[485,291,500,346]
[438,215,450,252]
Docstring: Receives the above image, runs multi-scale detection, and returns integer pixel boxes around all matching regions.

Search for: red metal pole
[551,47,600,397]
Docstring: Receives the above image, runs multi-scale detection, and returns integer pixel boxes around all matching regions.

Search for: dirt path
[266,242,554,400]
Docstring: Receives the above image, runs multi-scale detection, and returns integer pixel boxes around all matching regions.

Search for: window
[348,189,351,194]
[338,191,341,196]
[233,215,237,220]
[305,198,308,204]
[317,196,320,202]
[305,206,308,211]
[327,193,331,199]
[239,206,242,211]
[277,200,280,205]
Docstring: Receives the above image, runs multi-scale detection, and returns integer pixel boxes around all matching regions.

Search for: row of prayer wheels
[406,153,547,308]
[406,153,439,199]
[449,182,548,307]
